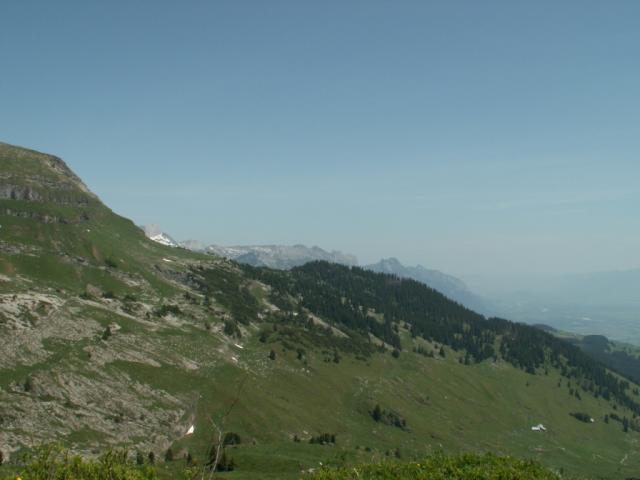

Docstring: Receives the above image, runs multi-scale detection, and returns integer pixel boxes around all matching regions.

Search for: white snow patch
[150,233,178,247]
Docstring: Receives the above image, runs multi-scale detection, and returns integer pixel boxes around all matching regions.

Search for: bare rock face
[0,185,42,201]
[0,142,99,207]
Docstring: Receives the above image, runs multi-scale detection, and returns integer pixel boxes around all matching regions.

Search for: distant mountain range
[143,226,486,312]
[365,257,488,314]
[202,244,358,270]
[4,142,640,478]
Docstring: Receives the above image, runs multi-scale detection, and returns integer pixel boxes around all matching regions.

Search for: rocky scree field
[2,142,640,479]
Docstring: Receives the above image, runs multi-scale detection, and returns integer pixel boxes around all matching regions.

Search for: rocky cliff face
[0,142,99,207]
[0,142,231,460]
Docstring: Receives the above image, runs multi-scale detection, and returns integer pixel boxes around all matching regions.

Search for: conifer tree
[372,404,382,422]
[164,447,174,462]
[102,326,112,341]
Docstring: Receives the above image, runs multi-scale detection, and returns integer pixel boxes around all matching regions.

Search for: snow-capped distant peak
[143,224,178,247]
[150,233,178,247]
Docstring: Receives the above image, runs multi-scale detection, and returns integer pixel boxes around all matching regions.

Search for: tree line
[245,261,640,414]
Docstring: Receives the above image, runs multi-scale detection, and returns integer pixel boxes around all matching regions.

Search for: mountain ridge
[143,227,487,312]
[364,257,489,314]
[2,142,640,479]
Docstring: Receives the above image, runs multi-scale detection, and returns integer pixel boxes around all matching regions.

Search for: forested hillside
[247,261,640,415]
[3,143,640,479]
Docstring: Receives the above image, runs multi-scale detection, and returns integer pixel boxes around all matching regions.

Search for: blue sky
[2,1,639,276]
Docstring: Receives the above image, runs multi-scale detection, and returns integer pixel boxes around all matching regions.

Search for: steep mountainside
[537,325,640,385]
[2,142,640,479]
[148,231,489,314]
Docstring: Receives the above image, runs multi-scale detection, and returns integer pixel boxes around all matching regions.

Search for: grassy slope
[2,143,640,479]
[0,141,206,297]
[544,327,640,385]
[307,454,565,480]
[123,322,640,480]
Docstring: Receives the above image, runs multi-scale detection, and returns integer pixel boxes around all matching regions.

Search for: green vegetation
[569,412,592,423]
[309,433,336,445]
[192,265,260,324]
[248,261,640,414]
[370,404,407,430]
[307,453,564,480]
[153,304,182,317]
[569,334,640,385]
[1,447,159,480]
[4,142,640,479]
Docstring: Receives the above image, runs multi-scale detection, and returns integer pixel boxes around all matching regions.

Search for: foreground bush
[306,453,563,480]
[2,447,159,480]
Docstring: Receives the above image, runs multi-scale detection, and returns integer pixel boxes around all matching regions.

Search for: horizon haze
[2,1,640,277]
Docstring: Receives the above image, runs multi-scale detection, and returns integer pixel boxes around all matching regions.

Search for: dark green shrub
[102,326,112,341]
[310,433,336,445]
[223,320,241,337]
[24,377,33,392]
[105,258,118,268]
[570,412,592,423]
[8,446,159,480]
[164,447,174,462]
[216,450,235,472]
[370,404,407,430]
[306,453,562,479]
[154,304,182,317]
[223,432,241,446]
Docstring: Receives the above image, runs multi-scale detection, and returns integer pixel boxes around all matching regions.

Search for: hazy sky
[2,1,639,276]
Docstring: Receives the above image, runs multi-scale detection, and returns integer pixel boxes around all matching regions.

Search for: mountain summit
[0,142,98,207]
[4,142,640,479]
[143,224,179,247]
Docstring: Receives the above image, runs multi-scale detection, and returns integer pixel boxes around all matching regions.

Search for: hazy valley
[1,143,640,480]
